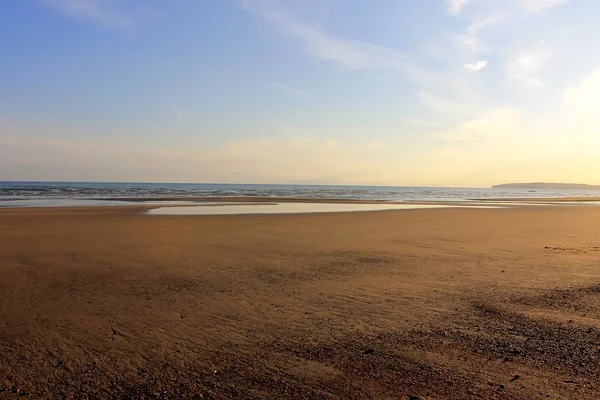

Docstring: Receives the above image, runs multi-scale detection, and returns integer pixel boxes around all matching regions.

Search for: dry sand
[1,205,600,399]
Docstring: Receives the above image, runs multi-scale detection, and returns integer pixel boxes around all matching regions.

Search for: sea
[2,181,600,208]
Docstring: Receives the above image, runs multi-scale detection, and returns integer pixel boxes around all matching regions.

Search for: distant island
[492,182,600,190]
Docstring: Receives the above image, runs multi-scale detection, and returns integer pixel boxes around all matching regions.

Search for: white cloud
[43,0,132,29]
[465,60,488,71]
[266,82,305,95]
[447,0,470,15]
[521,0,569,13]
[506,41,551,87]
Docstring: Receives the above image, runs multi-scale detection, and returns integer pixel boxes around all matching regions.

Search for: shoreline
[1,195,600,211]
[79,195,600,203]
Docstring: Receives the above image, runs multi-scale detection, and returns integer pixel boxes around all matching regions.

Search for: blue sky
[1,0,599,186]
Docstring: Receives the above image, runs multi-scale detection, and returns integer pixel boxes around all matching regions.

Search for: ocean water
[2,181,600,207]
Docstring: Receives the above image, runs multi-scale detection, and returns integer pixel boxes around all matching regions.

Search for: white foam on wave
[0,199,201,208]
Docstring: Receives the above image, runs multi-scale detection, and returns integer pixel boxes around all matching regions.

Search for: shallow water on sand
[146,203,504,215]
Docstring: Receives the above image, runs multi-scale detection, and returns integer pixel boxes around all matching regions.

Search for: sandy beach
[2,205,600,399]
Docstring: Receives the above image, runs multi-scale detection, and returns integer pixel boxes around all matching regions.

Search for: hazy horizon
[3,0,600,186]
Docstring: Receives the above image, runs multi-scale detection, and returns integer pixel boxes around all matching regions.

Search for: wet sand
[1,206,600,399]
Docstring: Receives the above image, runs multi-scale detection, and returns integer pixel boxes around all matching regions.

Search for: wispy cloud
[447,0,470,15]
[424,67,600,185]
[418,91,483,118]
[446,0,565,57]
[403,117,440,128]
[43,0,133,29]
[0,117,400,184]
[435,108,521,143]
[521,0,569,13]
[563,68,600,122]
[239,0,426,80]
[266,82,305,95]
[465,60,488,71]
[506,41,551,87]
[451,14,506,55]
[443,0,566,83]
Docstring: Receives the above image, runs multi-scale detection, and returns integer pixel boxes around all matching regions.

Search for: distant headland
[492,182,600,190]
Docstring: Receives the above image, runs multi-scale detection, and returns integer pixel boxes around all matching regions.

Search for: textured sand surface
[1,206,600,399]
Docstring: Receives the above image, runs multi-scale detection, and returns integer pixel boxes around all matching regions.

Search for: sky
[1,0,600,186]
